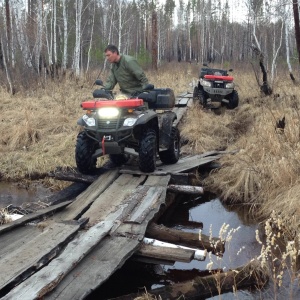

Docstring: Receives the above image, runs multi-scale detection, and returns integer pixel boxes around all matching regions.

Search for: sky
[158,0,248,23]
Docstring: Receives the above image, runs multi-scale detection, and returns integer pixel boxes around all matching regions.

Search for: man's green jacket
[104,54,149,95]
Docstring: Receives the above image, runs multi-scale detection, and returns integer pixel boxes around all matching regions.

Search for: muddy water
[0,181,54,210]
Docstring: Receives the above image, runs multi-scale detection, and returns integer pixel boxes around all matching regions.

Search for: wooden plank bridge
[0,92,230,300]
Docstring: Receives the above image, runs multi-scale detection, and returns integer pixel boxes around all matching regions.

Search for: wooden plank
[173,107,187,127]
[0,226,42,260]
[56,169,119,221]
[143,174,170,186]
[120,153,223,175]
[2,208,125,300]
[125,186,164,224]
[175,97,189,107]
[82,173,146,226]
[158,154,223,173]
[0,201,72,235]
[44,236,139,300]
[0,219,87,294]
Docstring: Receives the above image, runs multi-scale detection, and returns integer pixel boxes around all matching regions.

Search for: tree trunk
[152,10,158,70]
[62,0,68,71]
[293,0,300,65]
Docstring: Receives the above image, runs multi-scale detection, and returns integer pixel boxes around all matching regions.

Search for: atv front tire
[159,127,180,164]
[198,89,208,108]
[139,129,157,173]
[75,131,97,174]
[193,86,199,101]
[227,90,239,109]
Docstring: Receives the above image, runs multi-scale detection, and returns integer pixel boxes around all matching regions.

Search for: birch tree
[62,0,68,71]
[73,0,83,77]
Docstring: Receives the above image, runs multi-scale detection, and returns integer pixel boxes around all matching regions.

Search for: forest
[0,0,300,93]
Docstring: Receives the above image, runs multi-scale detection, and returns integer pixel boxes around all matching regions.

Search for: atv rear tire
[159,127,180,164]
[139,129,157,173]
[109,154,129,166]
[227,90,239,109]
[75,131,97,174]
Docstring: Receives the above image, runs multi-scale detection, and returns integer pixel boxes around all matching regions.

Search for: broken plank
[2,208,125,300]
[125,187,164,224]
[0,201,72,235]
[0,219,87,294]
[82,173,146,226]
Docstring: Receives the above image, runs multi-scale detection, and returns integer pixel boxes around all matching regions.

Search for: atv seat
[93,89,112,99]
[138,88,175,109]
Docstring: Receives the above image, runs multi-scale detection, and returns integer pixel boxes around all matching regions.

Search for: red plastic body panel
[204,75,233,81]
[81,99,144,109]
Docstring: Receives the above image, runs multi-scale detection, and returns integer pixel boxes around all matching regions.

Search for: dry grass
[1,62,300,233]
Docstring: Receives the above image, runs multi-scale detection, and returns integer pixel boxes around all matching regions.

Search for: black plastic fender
[133,110,159,140]
[158,111,177,149]
[77,117,85,126]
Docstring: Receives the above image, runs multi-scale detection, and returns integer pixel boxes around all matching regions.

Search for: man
[103,45,149,97]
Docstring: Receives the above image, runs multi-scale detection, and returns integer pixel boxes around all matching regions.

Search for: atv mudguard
[133,110,159,140]
[158,111,177,150]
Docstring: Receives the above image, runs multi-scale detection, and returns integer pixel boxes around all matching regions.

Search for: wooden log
[146,223,225,255]
[109,260,268,300]
[142,238,207,261]
[135,243,195,263]
[167,184,204,195]
[48,170,99,183]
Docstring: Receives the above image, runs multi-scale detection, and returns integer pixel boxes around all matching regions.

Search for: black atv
[193,64,239,109]
[75,80,180,174]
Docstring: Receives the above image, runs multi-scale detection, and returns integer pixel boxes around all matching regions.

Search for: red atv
[193,64,239,109]
[75,80,180,174]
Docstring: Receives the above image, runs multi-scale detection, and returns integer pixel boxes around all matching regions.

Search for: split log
[167,184,204,195]
[146,223,224,255]
[135,240,206,264]
[109,260,268,300]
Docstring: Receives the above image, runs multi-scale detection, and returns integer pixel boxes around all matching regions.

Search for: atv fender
[158,111,177,150]
[133,110,159,140]
[77,117,85,126]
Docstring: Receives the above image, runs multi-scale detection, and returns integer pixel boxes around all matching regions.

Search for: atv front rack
[81,99,144,109]
[204,75,233,81]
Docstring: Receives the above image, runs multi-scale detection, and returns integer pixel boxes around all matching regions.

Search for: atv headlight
[225,82,234,89]
[123,117,137,126]
[97,107,119,118]
[200,78,211,87]
[82,114,96,126]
